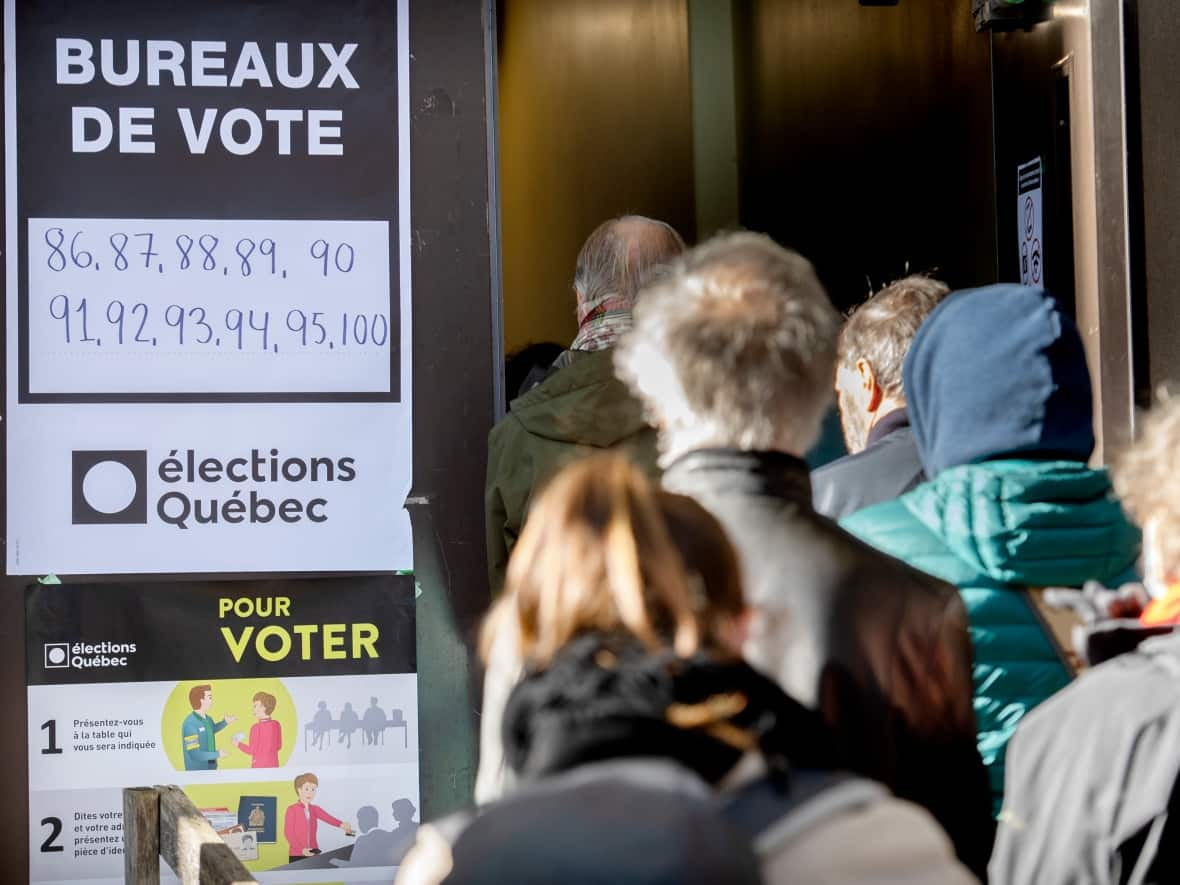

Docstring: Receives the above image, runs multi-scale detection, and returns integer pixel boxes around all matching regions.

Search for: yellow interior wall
[497,0,696,355]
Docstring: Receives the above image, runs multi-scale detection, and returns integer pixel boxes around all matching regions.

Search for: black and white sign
[1017,157,1043,287]
[5,0,412,574]
[27,576,419,883]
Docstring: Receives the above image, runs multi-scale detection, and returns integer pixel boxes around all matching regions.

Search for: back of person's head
[573,216,686,325]
[835,275,948,451]
[482,454,743,667]
[357,805,379,832]
[903,284,1094,477]
[392,797,417,824]
[1116,394,1180,588]
[838,274,948,399]
[615,232,841,464]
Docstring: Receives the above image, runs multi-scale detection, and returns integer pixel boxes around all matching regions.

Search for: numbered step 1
[24,217,399,401]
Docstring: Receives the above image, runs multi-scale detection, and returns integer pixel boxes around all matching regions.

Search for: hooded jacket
[484,348,659,593]
[842,285,1140,810]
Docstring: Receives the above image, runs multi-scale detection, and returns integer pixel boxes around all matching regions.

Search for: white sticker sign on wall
[1017,157,1044,287]
[5,0,412,574]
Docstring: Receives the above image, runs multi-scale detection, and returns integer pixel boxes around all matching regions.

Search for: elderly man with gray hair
[812,275,949,519]
[477,215,683,804]
[485,215,685,595]
[614,232,993,879]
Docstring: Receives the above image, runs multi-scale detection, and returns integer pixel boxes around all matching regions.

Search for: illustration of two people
[181,683,281,770]
[332,798,418,868]
[284,772,355,863]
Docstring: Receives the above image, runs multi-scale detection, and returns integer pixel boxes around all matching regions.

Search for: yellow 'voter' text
[220,623,379,662]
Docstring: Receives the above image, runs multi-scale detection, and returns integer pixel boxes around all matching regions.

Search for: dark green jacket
[842,460,1139,809]
[485,349,659,593]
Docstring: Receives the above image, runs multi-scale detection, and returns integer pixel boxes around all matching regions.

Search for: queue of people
[403,217,1178,883]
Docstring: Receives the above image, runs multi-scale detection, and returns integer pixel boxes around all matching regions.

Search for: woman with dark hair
[399,456,972,884]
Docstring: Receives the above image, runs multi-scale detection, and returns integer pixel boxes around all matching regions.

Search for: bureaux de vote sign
[5,0,412,574]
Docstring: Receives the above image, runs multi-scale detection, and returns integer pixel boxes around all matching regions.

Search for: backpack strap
[1025,586,1083,677]
[719,770,887,852]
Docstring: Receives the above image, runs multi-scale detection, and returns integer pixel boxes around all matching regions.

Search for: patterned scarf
[570,294,633,353]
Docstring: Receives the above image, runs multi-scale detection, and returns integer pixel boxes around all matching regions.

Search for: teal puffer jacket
[842,460,1140,809]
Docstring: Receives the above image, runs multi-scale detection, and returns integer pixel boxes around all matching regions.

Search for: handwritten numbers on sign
[109,233,131,270]
[236,237,256,276]
[164,304,187,344]
[43,227,360,281]
[28,217,393,396]
[310,238,355,276]
[248,309,270,351]
[47,298,390,352]
[176,233,194,270]
[106,301,126,344]
[259,238,277,274]
[198,234,219,271]
[226,308,246,350]
[136,232,158,269]
[44,227,93,271]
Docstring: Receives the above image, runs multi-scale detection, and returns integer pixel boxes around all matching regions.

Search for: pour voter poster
[27,576,419,884]
[4,0,413,575]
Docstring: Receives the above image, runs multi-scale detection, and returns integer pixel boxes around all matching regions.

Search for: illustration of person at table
[362,697,387,745]
[337,701,360,748]
[284,772,355,863]
[310,701,333,750]
[233,691,282,768]
[181,683,237,771]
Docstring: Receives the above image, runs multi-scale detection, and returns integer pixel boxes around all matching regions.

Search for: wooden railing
[122,786,259,885]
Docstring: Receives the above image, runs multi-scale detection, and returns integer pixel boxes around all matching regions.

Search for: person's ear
[855,358,883,413]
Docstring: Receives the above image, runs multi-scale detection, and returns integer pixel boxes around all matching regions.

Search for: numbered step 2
[29,788,133,882]
[24,218,400,402]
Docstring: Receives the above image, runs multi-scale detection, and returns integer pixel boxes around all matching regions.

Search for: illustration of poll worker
[233,691,283,768]
[284,772,355,863]
[181,684,237,771]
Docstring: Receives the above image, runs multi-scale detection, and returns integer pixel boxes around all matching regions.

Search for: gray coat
[991,631,1180,884]
[811,413,924,520]
[663,448,993,879]
[403,758,976,885]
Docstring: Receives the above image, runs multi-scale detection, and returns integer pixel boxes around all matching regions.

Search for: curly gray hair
[1115,392,1180,577]
[615,232,840,464]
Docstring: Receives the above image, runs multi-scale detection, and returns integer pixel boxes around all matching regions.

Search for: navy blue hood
[903,285,1094,477]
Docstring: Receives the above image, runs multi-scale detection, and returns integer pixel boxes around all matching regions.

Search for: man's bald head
[573,216,685,325]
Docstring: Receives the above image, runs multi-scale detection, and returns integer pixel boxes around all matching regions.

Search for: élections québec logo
[44,641,137,670]
[71,448,356,530]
